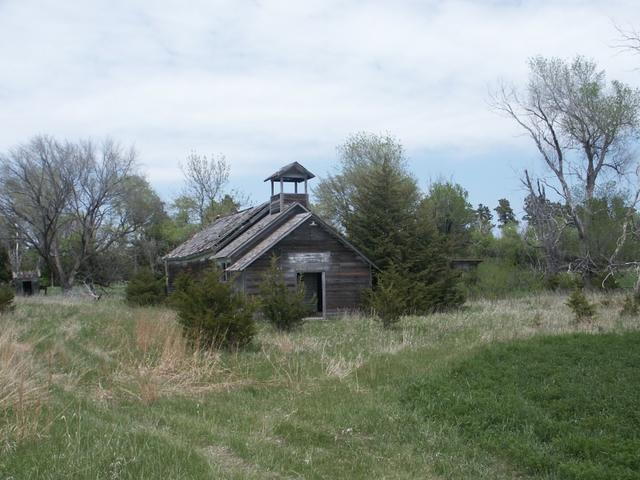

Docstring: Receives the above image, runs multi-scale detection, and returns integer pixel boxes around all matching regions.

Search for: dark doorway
[22,281,33,296]
[297,272,323,314]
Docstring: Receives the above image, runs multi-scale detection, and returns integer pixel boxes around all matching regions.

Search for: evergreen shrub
[367,267,411,328]
[125,269,166,306]
[566,287,596,322]
[0,248,10,284]
[169,268,256,349]
[0,283,15,313]
[545,271,579,291]
[259,256,310,330]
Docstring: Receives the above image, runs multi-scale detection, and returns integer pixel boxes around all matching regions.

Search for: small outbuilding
[12,271,40,296]
[164,162,376,316]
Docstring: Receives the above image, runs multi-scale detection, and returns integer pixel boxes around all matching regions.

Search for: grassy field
[0,292,639,479]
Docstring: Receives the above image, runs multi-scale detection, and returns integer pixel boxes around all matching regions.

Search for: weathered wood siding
[166,257,214,292]
[240,220,371,315]
[269,193,309,214]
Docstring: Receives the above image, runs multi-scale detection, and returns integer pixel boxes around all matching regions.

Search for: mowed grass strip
[405,332,640,480]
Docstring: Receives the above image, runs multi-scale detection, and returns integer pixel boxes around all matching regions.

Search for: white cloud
[0,0,638,203]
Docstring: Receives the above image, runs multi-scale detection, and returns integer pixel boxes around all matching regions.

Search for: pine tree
[125,268,166,306]
[475,204,494,235]
[169,268,256,349]
[495,198,518,228]
[346,154,419,270]
[408,215,465,313]
[315,133,465,315]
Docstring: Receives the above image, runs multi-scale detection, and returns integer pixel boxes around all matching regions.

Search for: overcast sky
[1,0,639,215]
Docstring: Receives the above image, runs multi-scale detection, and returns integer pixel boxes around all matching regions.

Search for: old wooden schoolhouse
[164,162,375,316]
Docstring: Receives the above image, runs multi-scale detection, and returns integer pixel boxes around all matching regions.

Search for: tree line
[0,140,239,294]
[1,52,640,305]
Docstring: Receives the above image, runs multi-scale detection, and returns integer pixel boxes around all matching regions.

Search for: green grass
[405,333,640,480]
[0,293,639,479]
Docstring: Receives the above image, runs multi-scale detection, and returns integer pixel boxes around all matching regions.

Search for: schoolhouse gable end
[164,163,375,316]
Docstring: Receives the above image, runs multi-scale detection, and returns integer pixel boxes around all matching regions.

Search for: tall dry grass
[0,325,48,449]
[115,310,243,404]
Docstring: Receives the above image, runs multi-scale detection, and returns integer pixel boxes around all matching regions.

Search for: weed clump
[259,256,310,330]
[125,269,166,306]
[0,284,15,313]
[169,268,256,349]
[566,287,596,322]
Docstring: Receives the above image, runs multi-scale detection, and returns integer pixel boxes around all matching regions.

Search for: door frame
[297,271,326,318]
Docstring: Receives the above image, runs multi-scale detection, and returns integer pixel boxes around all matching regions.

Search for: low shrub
[462,260,545,299]
[125,269,166,306]
[367,267,411,329]
[0,283,15,313]
[259,256,310,330]
[590,270,620,291]
[545,271,579,291]
[566,287,596,322]
[169,268,256,349]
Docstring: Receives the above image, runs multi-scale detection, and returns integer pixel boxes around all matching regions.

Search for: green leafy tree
[120,176,170,272]
[169,268,256,349]
[259,255,310,330]
[420,182,475,256]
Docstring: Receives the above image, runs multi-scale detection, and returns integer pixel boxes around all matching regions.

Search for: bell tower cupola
[264,162,315,214]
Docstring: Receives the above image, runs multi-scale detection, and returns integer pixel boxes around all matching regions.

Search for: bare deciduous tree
[0,136,75,277]
[492,56,640,276]
[0,135,148,292]
[522,172,570,275]
[615,24,640,56]
[181,152,230,224]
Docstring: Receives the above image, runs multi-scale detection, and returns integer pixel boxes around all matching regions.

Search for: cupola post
[264,162,315,215]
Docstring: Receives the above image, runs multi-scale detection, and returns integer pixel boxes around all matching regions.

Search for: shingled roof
[264,161,315,182]
[228,212,312,271]
[163,202,268,260]
[214,203,306,260]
